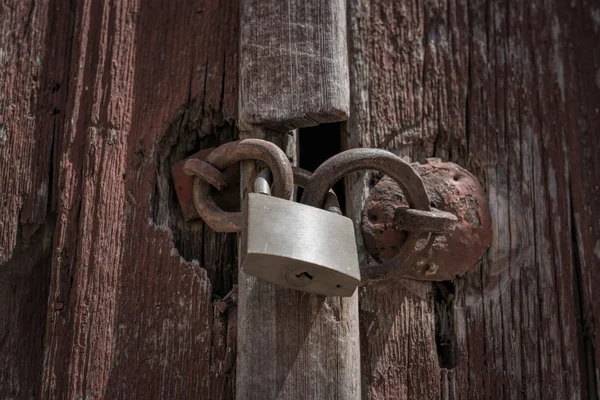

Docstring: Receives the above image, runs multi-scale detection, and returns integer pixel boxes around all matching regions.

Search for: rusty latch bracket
[361,158,492,281]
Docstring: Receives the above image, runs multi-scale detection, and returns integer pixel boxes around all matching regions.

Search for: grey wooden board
[239,0,350,131]
[236,130,360,400]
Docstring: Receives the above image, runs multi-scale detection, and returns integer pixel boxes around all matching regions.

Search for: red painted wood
[1,0,598,399]
[346,0,599,398]
[1,0,238,398]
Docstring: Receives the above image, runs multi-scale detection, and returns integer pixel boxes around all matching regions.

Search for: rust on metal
[291,166,312,188]
[171,148,240,222]
[183,158,229,191]
[394,207,457,233]
[192,139,294,232]
[292,166,341,213]
[174,145,489,282]
[361,157,492,281]
[173,162,339,223]
[301,148,453,282]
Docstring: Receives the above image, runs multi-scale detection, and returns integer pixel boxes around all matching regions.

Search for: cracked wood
[346,0,600,399]
[1,0,239,398]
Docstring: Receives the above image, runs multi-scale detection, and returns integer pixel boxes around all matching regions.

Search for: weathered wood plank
[565,1,600,397]
[239,0,350,131]
[347,0,599,398]
[236,130,361,400]
[0,1,68,397]
[237,2,358,396]
[346,1,441,398]
[0,0,238,398]
[0,220,53,399]
[0,0,54,263]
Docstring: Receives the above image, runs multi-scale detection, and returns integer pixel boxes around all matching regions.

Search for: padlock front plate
[241,193,360,297]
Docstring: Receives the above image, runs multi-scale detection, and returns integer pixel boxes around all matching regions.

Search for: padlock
[240,170,361,297]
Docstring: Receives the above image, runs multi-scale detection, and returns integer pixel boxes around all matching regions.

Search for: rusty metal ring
[293,167,341,212]
[193,139,294,232]
[291,166,312,188]
[184,158,229,190]
[301,148,432,282]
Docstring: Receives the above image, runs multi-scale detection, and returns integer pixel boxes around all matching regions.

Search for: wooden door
[1,0,598,399]
[346,1,599,398]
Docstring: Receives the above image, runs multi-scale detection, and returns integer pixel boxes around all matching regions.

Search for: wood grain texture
[0,219,54,399]
[236,130,361,400]
[0,0,54,263]
[1,0,240,398]
[0,1,68,397]
[239,0,350,131]
[346,0,600,398]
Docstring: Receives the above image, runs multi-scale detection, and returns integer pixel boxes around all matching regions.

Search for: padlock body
[241,193,360,297]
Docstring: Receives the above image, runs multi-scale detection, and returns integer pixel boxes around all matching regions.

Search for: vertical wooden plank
[346,0,441,398]
[0,221,53,399]
[237,0,358,398]
[564,0,600,397]
[236,137,361,400]
[0,0,53,265]
[239,0,350,131]
[0,1,67,397]
[36,0,241,398]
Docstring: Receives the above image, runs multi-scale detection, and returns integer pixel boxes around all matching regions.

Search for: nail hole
[453,175,460,181]
[369,213,378,222]
[336,284,341,288]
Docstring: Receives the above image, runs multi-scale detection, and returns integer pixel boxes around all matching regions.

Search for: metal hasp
[300,148,459,283]
[175,140,361,297]
[186,140,294,232]
[361,157,493,281]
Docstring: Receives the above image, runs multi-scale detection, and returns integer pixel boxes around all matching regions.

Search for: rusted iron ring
[292,167,341,213]
[183,158,229,191]
[301,148,433,282]
[291,166,312,188]
[193,139,294,232]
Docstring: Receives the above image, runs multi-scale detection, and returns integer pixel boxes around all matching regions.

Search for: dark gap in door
[434,280,458,369]
[298,122,345,215]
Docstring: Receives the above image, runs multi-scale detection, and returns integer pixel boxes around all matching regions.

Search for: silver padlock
[240,169,361,297]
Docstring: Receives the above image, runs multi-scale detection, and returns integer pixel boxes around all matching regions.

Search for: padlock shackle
[253,169,273,196]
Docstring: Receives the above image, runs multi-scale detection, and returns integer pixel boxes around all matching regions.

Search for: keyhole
[295,271,313,280]
[287,269,314,287]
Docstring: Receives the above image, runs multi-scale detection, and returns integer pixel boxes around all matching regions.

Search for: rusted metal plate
[361,158,492,281]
